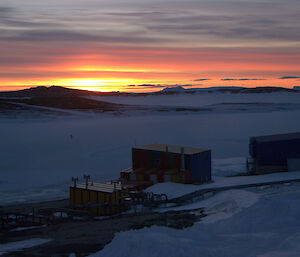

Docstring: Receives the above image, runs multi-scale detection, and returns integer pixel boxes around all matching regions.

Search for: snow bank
[0,238,52,256]
[146,171,300,200]
[89,186,300,257]
[145,182,201,199]
[88,227,204,257]
[160,189,259,224]
[257,233,300,257]
[200,190,259,224]
[91,188,261,257]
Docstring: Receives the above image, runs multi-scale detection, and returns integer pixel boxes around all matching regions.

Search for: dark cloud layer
[1,1,300,46]
[1,30,160,43]
[0,6,12,12]
[279,76,300,79]
[128,84,165,89]
[221,78,265,81]
[194,79,210,81]
[128,84,195,89]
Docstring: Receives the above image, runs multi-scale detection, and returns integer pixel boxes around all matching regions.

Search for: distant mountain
[240,87,297,93]
[0,86,86,98]
[157,86,298,95]
[0,86,127,98]
[0,86,127,115]
[160,86,186,93]
[0,85,299,118]
[0,85,298,99]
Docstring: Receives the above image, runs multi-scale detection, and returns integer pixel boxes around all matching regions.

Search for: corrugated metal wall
[190,151,211,183]
[133,148,182,171]
[251,138,300,166]
[70,187,127,216]
[132,148,211,184]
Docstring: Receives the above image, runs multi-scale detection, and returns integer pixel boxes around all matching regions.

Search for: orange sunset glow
[0,0,300,92]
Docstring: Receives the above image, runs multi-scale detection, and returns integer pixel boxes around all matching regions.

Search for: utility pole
[83,174,90,189]
[72,177,79,187]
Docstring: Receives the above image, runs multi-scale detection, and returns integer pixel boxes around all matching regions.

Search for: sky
[0,0,300,92]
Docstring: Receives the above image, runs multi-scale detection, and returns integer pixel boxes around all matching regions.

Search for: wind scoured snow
[256,234,300,257]
[158,189,259,224]
[146,171,300,199]
[145,182,201,199]
[200,190,259,224]
[88,186,300,257]
[0,238,52,256]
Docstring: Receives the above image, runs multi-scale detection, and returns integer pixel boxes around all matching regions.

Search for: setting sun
[57,79,126,92]
[55,78,148,92]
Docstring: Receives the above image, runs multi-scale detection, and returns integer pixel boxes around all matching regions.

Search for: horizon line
[0,85,299,94]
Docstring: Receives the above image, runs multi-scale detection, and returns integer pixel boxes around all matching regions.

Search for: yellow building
[70,182,128,216]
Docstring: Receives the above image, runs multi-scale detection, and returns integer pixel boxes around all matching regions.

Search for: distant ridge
[1,85,300,118]
[0,86,124,98]
[0,85,298,98]
[157,86,298,95]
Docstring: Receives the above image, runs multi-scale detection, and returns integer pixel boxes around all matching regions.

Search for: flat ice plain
[0,92,300,205]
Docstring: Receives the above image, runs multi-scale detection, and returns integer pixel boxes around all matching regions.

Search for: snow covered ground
[1,92,300,257]
[145,171,300,199]
[90,92,300,107]
[89,183,300,257]
[0,238,52,256]
[0,93,300,205]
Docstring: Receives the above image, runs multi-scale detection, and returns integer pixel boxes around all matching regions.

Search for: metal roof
[133,144,210,155]
[75,182,123,193]
[251,132,300,143]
